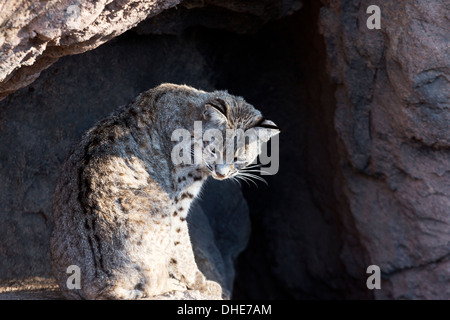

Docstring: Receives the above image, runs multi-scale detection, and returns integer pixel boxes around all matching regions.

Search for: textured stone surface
[0,277,62,300]
[319,0,450,299]
[136,0,302,35]
[0,0,180,100]
[0,0,303,101]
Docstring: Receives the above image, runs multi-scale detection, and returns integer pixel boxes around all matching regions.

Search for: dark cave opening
[180,1,370,299]
[204,5,349,300]
[176,2,366,299]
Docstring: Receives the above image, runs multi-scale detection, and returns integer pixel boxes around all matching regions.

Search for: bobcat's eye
[234,156,246,163]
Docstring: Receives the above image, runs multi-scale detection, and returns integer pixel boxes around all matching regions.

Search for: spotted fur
[50,83,279,299]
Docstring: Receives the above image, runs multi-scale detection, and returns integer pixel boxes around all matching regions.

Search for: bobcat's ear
[202,98,228,124]
[253,118,280,143]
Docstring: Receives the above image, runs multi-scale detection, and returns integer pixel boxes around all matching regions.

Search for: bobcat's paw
[112,287,146,300]
[202,280,222,299]
[186,271,222,298]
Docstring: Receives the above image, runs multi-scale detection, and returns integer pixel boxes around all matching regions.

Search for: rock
[0,0,302,102]
[319,0,450,299]
[0,0,181,100]
[135,0,303,35]
[0,277,63,300]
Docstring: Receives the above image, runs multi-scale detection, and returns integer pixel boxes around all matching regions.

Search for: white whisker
[244,163,263,169]
[236,173,258,187]
[230,176,241,187]
[240,169,272,176]
[235,174,252,187]
[238,172,268,186]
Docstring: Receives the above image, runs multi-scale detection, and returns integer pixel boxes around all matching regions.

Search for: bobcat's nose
[215,172,226,179]
[214,164,231,179]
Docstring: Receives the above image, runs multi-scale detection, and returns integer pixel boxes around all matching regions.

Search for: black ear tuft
[205,98,229,119]
[251,117,280,143]
[254,117,281,131]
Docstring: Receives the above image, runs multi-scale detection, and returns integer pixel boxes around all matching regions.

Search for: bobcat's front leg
[170,219,222,298]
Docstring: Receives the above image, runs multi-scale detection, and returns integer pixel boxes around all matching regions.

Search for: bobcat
[50,83,279,299]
